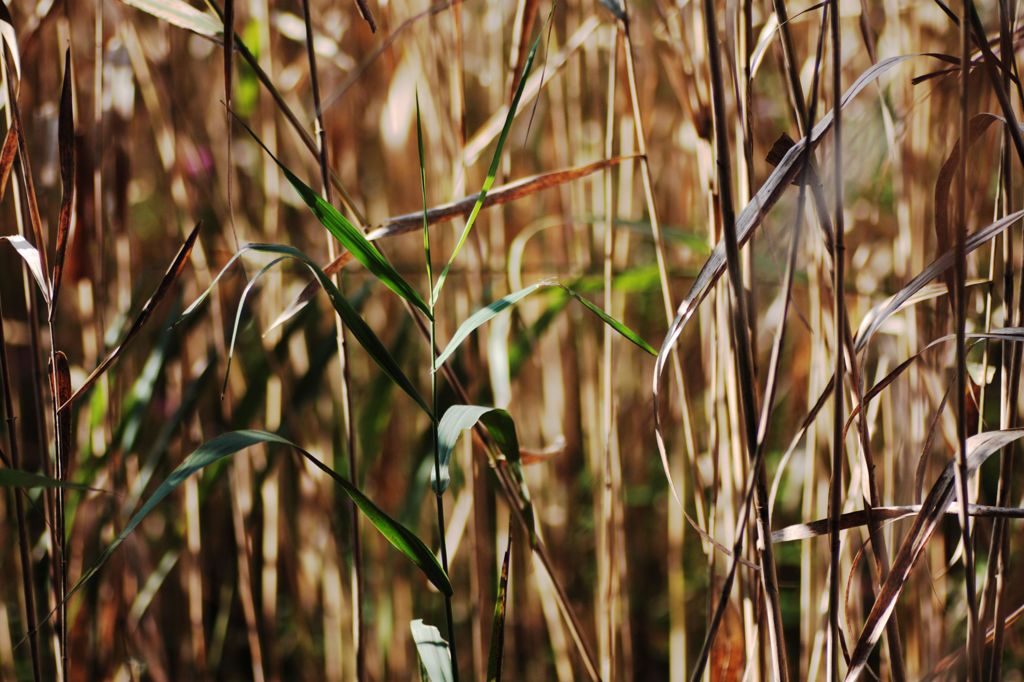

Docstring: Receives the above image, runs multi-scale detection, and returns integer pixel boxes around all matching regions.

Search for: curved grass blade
[236,115,430,317]
[487,531,512,682]
[182,243,431,417]
[854,209,1024,352]
[223,256,288,397]
[64,222,200,408]
[50,48,75,316]
[432,28,543,302]
[434,281,655,369]
[0,3,20,80]
[844,428,1024,680]
[71,430,451,602]
[434,405,535,538]
[1,235,50,303]
[411,619,454,682]
[121,0,223,37]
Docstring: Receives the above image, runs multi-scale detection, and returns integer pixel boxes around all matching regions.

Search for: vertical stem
[700,2,790,679]
[298,2,364,678]
[419,99,460,682]
[826,3,843,679]
[956,2,983,680]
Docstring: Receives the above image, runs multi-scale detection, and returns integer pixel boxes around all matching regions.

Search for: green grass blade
[0,468,98,492]
[434,280,552,369]
[434,280,656,370]
[71,430,451,602]
[561,285,657,356]
[236,116,431,317]
[432,29,543,303]
[410,619,454,682]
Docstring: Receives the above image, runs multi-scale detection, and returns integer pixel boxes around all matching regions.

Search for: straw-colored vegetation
[2,0,1024,680]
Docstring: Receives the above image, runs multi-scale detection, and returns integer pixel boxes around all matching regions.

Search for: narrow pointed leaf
[237,116,431,317]
[0,468,96,492]
[433,28,543,301]
[435,280,655,370]
[51,48,75,315]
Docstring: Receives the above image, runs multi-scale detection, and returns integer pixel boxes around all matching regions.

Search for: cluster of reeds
[3,0,1024,680]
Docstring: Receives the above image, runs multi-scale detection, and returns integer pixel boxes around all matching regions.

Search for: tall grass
[4,1,1024,680]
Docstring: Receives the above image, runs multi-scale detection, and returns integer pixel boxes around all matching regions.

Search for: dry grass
[3,1,1024,680]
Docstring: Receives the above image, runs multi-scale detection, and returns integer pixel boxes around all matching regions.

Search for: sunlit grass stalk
[417,96,459,682]
[298,1,365,676]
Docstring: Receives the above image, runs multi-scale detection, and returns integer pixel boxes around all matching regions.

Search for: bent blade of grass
[236,115,430,317]
[434,281,655,369]
[854,208,1024,352]
[432,28,543,303]
[411,619,454,682]
[434,405,535,537]
[64,222,200,408]
[223,256,289,397]
[844,428,1024,680]
[70,430,451,602]
[121,0,223,37]
[182,243,432,417]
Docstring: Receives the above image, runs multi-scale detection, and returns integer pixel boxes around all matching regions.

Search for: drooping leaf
[64,222,201,408]
[434,405,535,537]
[71,430,452,601]
[182,243,432,417]
[236,116,431,317]
[410,619,454,682]
[120,0,223,37]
